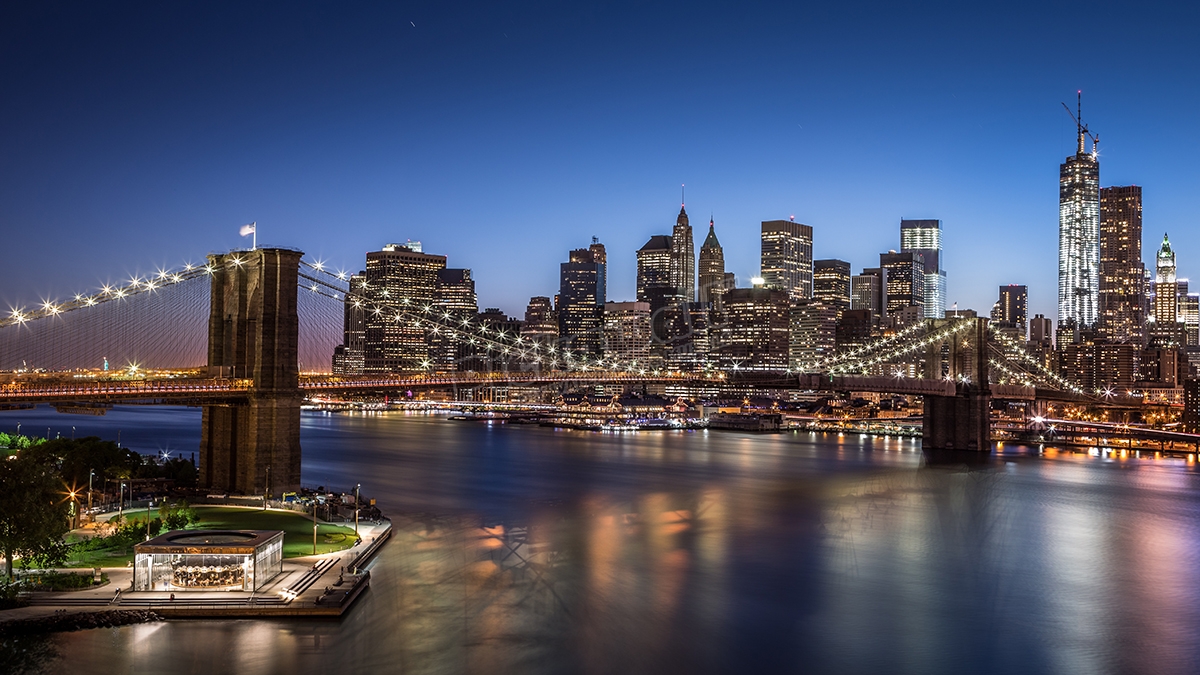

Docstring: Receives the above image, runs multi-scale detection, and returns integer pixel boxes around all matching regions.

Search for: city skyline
[2,2,1199,323]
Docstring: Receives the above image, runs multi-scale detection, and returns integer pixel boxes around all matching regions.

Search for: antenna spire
[681,183,685,208]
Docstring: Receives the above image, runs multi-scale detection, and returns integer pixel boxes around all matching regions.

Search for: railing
[0,378,253,401]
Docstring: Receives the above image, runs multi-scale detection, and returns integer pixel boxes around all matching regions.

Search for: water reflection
[0,409,1196,674]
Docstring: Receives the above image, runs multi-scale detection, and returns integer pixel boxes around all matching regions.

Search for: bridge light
[337,271,347,280]
[313,260,324,271]
[231,258,244,266]
[185,263,194,270]
[204,265,215,274]
[85,298,96,306]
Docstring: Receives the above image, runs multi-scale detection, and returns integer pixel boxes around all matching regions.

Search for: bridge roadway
[0,371,1094,406]
[0,371,720,404]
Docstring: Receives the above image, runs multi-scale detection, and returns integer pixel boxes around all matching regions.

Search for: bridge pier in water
[200,248,303,496]
[921,318,992,452]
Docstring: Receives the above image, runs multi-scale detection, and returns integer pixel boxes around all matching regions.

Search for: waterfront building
[603,301,652,364]
[813,259,851,312]
[1058,103,1100,328]
[851,268,883,323]
[1140,347,1185,387]
[698,217,726,311]
[789,299,839,371]
[669,206,695,303]
[332,272,366,374]
[761,219,813,300]
[636,234,674,313]
[1098,186,1145,344]
[880,251,924,317]
[718,287,790,371]
[363,242,447,373]
[559,245,606,357]
[1059,338,1140,392]
[900,219,946,319]
[994,285,1028,339]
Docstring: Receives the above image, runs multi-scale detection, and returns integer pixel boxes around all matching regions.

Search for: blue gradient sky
[2,1,1197,323]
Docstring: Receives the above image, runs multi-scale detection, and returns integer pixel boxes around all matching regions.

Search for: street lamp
[118,482,125,523]
[88,470,95,516]
[354,484,361,536]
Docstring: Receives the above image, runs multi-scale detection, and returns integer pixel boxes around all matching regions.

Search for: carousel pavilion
[133,530,284,592]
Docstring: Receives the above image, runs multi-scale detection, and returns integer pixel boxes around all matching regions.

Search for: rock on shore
[0,610,161,635]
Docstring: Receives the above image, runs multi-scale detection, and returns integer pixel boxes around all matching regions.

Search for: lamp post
[312,497,318,555]
[146,500,153,541]
[118,482,125,523]
[264,465,271,511]
[88,470,94,516]
[72,426,75,440]
[354,484,361,536]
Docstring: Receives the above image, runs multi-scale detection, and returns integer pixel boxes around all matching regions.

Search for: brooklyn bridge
[0,247,1108,496]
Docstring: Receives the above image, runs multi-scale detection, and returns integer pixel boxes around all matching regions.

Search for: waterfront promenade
[2,519,392,624]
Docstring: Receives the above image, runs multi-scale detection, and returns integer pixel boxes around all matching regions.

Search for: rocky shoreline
[0,610,161,635]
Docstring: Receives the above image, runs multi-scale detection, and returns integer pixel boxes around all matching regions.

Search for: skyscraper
[603,301,652,364]
[636,235,674,313]
[669,206,695,303]
[880,251,924,317]
[900,219,946,319]
[813,259,851,312]
[431,268,478,371]
[761,219,813,300]
[1058,99,1100,328]
[363,243,447,373]
[698,217,726,311]
[332,272,367,374]
[1098,186,1145,344]
[718,287,790,371]
[995,285,1028,338]
[1151,233,1181,345]
[851,268,884,323]
[521,296,558,346]
[559,245,606,356]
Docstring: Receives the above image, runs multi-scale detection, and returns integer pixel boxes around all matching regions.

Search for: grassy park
[62,506,359,568]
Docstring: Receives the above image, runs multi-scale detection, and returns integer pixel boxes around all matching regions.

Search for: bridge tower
[199,248,303,496]
[922,318,992,452]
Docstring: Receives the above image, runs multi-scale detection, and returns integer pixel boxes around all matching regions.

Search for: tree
[0,447,71,578]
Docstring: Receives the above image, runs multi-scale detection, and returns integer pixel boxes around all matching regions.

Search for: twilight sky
[1,1,1197,323]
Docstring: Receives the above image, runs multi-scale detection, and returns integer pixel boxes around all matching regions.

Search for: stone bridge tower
[199,248,303,495]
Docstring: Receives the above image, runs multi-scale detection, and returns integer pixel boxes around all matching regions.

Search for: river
[3,405,1199,674]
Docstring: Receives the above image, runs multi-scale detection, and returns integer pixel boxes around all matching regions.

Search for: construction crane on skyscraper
[1062,91,1098,155]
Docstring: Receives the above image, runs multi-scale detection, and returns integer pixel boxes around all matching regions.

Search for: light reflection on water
[3,407,1199,674]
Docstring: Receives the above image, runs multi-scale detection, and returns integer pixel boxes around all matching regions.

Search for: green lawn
[63,506,358,568]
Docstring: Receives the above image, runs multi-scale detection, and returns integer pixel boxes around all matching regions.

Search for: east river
[3,406,1200,674]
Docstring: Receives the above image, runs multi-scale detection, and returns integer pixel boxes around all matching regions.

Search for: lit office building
[900,219,946,319]
[789,300,839,371]
[429,268,478,371]
[698,217,727,311]
[332,272,366,375]
[521,296,558,346]
[1058,102,1100,328]
[363,242,447,373]
[813,259,851,312]
[669,206,695,303]
[559,245,606,357]
[851,268,883,323]
[718,287,790,371]
[880,251,925,317]
[603,301,652,364]
[637,234,674,313]
[994,285,1028,339]
[761,219,813,300]
[1098,186,1145,344]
